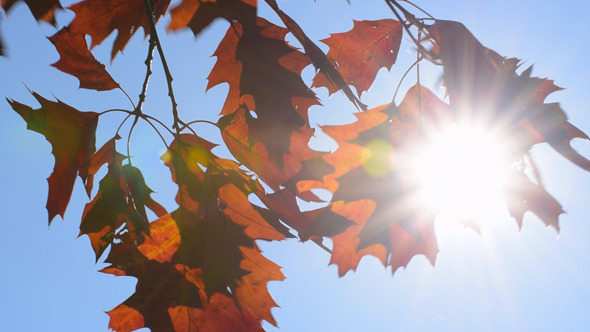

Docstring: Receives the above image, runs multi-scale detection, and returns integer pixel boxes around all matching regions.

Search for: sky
[1,0,590,331]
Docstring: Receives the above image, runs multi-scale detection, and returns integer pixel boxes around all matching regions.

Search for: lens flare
[412,123,508,220]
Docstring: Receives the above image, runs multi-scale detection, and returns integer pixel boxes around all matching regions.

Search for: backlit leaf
[313,19,403,96]
[49,27,119,91]
[8,92,98,223]
[67,0,171,60]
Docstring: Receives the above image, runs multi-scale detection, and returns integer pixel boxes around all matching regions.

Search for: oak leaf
[1,0,61,24]
[264,0,365,110]
[312,19,403,96]
[8,91,98,223]
[425,20,590,227]
[49,28,119,91]
[318,86,451,275]
[102,235,202,332]
[67,0,171,60]
[159,134,285,324]
[81,137,167,259]
[168,0,257,35]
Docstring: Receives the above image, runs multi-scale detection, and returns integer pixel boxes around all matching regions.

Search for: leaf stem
[181,119,219,131]
[119,87,136,109]
[391,56,422,104]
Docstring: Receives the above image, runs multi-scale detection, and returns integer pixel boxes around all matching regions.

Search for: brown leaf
[210,18,334,193]
[8,92,98,223]
[159,134,285,324]
[67,0,171,60]
[168,0,257,35]
[49,28,119,91]
[81,138,166,259]
[103,235,202,332]
[312,19,403,96]
[1,0,61,24]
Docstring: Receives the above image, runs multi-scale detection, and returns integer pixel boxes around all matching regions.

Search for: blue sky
[1,0,590,331]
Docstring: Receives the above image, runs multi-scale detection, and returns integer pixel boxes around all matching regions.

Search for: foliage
[2,0,589,331]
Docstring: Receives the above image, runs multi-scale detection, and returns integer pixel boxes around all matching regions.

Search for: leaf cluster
[2,0,589,331]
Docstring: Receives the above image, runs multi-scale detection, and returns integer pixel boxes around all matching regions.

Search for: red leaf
[1,0,61,24]
[49,28,119,91]
[158,134,285,323]
[312,19,403,96]
[8,92,98,223]
[67,0,171,60]
[317,100,445,275]
[264,0,366,110]
[168,0,257,35]
[210,18,334,193]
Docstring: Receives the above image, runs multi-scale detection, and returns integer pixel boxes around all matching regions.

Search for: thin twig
[181,119,219,131]
[392,56,422,104]
[119,87,136,109]
[143,113,175,136]
[416,29,423,136]
[99,108,133,116]
[143,0,185,131]
[136,34,156,116]
[126,33,158,165]
[400,0,435,20]
[115,113,133,137]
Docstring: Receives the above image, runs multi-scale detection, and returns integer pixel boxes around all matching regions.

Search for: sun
[411,122,509,221]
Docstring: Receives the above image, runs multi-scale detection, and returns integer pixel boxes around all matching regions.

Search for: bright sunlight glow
[412,123,508,221]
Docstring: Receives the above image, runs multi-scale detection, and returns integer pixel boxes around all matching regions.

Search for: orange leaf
[313,19,403,96]
[49,28,119,91]
[67,0,171,60]
[168,0,257,35]
[1,0,61,24]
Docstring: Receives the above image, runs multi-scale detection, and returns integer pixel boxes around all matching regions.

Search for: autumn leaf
[80,137,167,259]
[168,293,264,332]
[503,168,563,230]
[67,0,171,60]
[317,87,452,275]
[49,27,119,91]
[168,0,257,35]
[256,187,352,241]
[425,20,590,227]
[264,0,366,110]
[102,133,286,329]
[7,91,98,223]
[102,235,203,332]
[210,17,335,195]
[312,19,403,96]
[160,134,285,323]
[1,0,61,24]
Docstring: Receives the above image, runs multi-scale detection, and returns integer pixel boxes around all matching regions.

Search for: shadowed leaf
[1,0,61,24]
[49,28,119,91]
[169,0,257,35]
[8,92,98,223]
[67,0,171,60]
